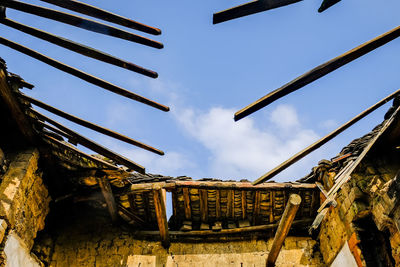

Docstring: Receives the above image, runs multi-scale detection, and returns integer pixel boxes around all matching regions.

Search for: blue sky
[1,0,400,182]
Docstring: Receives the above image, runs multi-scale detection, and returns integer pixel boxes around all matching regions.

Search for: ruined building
[0,1,400,266]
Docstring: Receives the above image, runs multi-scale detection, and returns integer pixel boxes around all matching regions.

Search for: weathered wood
[213,0,302,24]
[0,18,158,78]
[216,190,221,218]
[183,187,191,220]
[34,111,146,173]
[252,88,400,184]
[241,191,247,220]
[153,186,170,248]
[136,219,313,237]
[0,68,36,142]
[97,174,118,222]
[199,189,208,222]
[21,94,164,155]
[269,191,274,223]
[235,25,400,121]
[227,190,233,218]
[174,180,318,190]
[0,37,169,111]
[171,192,178,225]
[118,204,145,225]
[143,192,151,223]
[39,0,161,35]
[0,0,163,48]
[267,194,302,267]
[253,191,261,225]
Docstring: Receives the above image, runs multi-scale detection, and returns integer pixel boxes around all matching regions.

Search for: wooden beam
[252,88,400,185]
[253,191,261,225]
[174,180,318,190]
[213,0,302,24]
[97,174,118,222]
[21,94,164,155]
[318,0,341,12]
[234,25,400,121]
[33,111,146,173]
[136,219,313,237]
[39,0,161,35]
[266,194,302,267]
[0,37,169,111]
[241,191,247,220]
[153,186,170,248]
[1,0,163,48]
[183,187,191,220]
[199,189,208,223]
[1,18,158,78]
[216,190,221,218]
[0,68,36,142]
[227,190,233,219]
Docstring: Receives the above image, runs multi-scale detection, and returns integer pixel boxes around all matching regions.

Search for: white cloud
[319,119,338,131]
[173,105,319,180]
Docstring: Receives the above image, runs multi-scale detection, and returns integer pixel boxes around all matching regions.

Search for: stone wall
[318,149,400,266]
[0,148,51,266]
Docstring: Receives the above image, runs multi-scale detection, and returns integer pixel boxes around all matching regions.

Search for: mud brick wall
[318,150,400,266]
[0,148,51,266]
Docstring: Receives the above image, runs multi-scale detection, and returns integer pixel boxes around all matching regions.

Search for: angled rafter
[213,0,302,24]
[39,0,161,35]
[19,93,164,155]
[252,88,400,185]
[0,0,163,49]
[0,37,169,111]
[97,172,118,222]
[31,109,146,173]
[235,25,400,121]
[0,18,158,78]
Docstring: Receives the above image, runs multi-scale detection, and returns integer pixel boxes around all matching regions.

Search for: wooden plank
[227,190,233,219]
[171,192,178,225]
[252,88,400,184]
[183,187,191,220]
[216,190,221,218]
[33,111,146,173]
[174,180,318,190]
[0,68,36,142]
[241,190,247,220]
[127,193,136,214]
[269,191,274,223]
[199,189,208,223]
[213,0,302,24]
[267,194,302,267]
[153,186,170,248]
[39,0,161,35]
[1,18,158,78]
[97,175,118,222]
[136,219,313,237]
[1,0,163,48]
[235,25,400,121]
[253,191,261,225]
[0,38,168,111]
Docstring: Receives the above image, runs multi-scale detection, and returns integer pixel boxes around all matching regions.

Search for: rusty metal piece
[0,37,169,111]
[213,0,302,24]
[0,18,158,78]
[40,0,161,35]
[0,0,163,49]
[235,25,400,121]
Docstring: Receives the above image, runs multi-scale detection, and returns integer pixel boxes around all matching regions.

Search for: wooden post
[97,175,118,222]
[266,194,301,267]
[183,187,191,220]
[153,185,170,248]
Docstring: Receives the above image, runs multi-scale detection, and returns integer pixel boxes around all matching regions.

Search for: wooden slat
[227,190,233,219]
[241,191,247,220]
[97,174,118,222]
[182,187,191,220]
[1,0,163,48]
[253,191,261,225]
[33,111,146,173]
[267,194,302,267]
[1,18,158,78]
[40,0,161,35]
[235,25,400,121]
[21,94,164,155]
[269,191,274,223]
[252,88,400,184]
[216,190,221,218]
[171,192,178,225]
[0,68,36,142]
[199,189,208,223]
[153,187,170,248]
[213,0,302,24]
[0,37,169,111]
